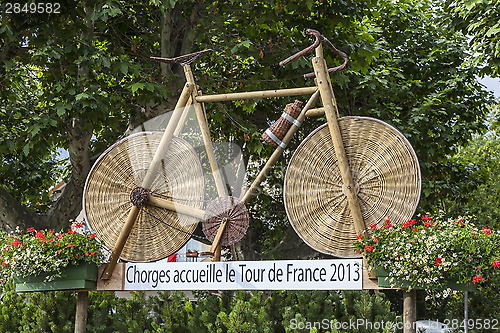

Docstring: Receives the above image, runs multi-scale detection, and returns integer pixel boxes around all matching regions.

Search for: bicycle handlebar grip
[279,29,322,67]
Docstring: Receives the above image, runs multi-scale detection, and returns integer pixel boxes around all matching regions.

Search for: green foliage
[442,104,500,229]
[446,0,500,76]
[341,0,495,214]
[0,289,398,332]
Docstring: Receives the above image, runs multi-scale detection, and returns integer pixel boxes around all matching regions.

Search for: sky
[480,76,500,98]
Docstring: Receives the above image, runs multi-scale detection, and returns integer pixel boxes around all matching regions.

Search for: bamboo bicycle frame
[100,43,366,280]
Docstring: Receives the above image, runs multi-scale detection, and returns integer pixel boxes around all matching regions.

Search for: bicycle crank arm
[147,195,206,220]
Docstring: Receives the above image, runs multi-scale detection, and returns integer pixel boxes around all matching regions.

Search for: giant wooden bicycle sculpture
[83,29,421,279]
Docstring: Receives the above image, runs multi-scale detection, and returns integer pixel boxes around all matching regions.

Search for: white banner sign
[124,259,362,290]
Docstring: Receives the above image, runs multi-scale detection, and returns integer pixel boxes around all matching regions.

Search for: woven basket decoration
[203,196,249,246]
[284,116,421,258]
[262,100,303,147]
[83,132,205,262]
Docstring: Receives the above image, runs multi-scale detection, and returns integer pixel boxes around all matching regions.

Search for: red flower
[2,260,8,265]
[481,228,492,235]
[424,221,434,228]
[10,239,21,247]
[472,275,483,284]
[403,219,417,228]
[27,227,35,233]
[89,233,96,238]
[68,229,75,234]
[493,260,500,268]
[369,224,377,230]
[365,246,374,252]
[356,234,363,240]
[48,229,55,233]
[75,222,84,228]
[374,238,379,243]
[412,227,418,232]
[67,243,75,247]
[435,257,443,266]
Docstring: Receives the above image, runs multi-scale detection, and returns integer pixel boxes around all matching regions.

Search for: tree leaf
[130,83,145,93]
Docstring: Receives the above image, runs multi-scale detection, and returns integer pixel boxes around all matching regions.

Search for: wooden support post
[311,47,366,236]
[403,290,417,333]
[210,218,229,254]
[183,64,229,261]
[74,291,89,333]
[101,82,194,280]
[184,65,227,198]
[195,86,318,103]
[173,96,193,136]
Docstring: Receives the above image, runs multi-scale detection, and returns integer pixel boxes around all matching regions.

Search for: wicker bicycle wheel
[203,196,249,246]
[83,132,205,262]
[284,116,421,258]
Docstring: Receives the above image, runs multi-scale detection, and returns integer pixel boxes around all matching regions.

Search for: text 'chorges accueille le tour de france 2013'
[124,259,362,290]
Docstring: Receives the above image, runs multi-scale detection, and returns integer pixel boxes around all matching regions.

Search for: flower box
[354,214,499,295]
[13,262,98,292]
[374,266,476,291]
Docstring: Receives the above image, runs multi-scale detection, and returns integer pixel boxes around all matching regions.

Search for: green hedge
[0,282,398,333]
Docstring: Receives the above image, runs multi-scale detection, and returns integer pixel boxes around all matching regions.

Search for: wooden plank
[97,263,125,291]
[362,264,387,290]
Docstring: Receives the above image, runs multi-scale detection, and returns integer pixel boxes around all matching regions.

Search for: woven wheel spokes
[202,196,249,246]
[284,117,421,258]
[83,132,205,262]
